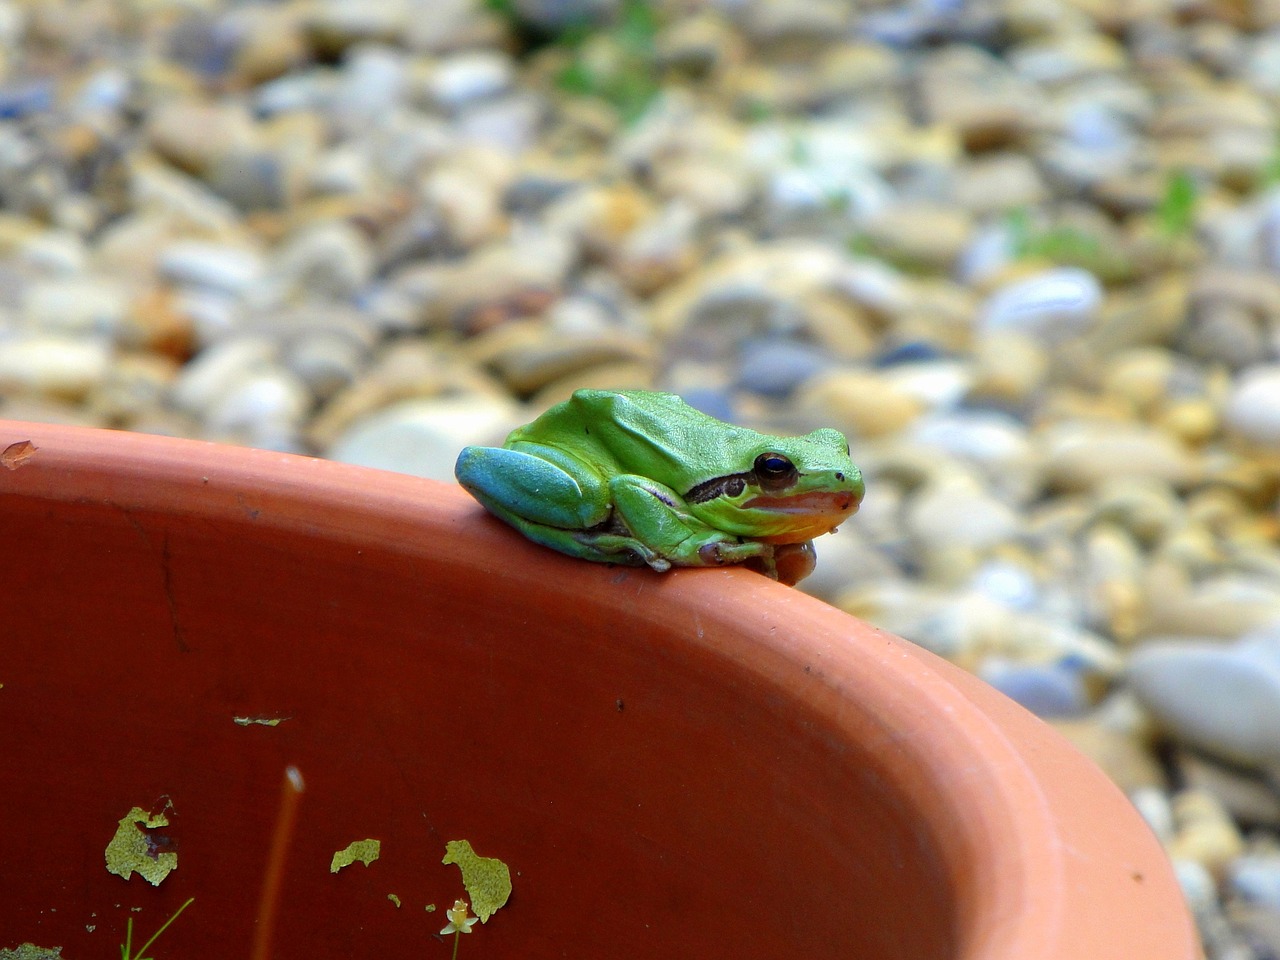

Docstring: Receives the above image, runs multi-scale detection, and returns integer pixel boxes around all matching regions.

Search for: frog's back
[506,388,734,482]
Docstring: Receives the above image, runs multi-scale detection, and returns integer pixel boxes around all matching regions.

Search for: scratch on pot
[232,716,288,726]
[0,440,36,470]
[442,840,512,923]
[330,838,380,873]
[105,805,178,885]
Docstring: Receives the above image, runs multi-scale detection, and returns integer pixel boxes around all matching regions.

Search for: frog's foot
[742,541,815,585]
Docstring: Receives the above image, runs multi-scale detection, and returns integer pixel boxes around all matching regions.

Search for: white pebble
[1224,364,1280,447]
[980,267,1102,341]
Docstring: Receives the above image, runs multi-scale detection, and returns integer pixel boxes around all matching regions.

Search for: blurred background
[0,0,1278,953]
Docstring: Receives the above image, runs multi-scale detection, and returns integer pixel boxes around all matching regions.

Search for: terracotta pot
[0,421,1197,959]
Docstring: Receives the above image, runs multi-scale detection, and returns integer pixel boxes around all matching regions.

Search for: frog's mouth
[744,490,857,516]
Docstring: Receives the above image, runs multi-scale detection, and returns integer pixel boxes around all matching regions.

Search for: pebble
[1224,365,1280,448]
[1128,635,1280,773]
[1229,853,1280,913]
[326,394,520,481]
[1168,789,1248,878]
[905,474,1019,551]
[159,241,266,297]
[979,657,1091,717]
[979,268,1103,342]
[0,335,112,398]
[1038,421,1198,492]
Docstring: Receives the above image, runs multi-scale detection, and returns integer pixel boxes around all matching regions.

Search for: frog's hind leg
[455,446,666,569]
[455,444,611,530]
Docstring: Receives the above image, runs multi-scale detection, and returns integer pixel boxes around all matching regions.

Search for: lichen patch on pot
[0,944,62,960]
[104,805,177,886]
[442,840,511,923]
[329,838,380,873]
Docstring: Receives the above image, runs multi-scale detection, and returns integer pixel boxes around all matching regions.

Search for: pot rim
[0,420,1198,960]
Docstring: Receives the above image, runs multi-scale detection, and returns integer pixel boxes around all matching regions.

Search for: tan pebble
[1040,420,1199,491]
[794,370,924,439]
[1139,573,1280,640]
[83,351,179,427]
[1090,477,1184,546]
[477,329,653,397]
[0,336,112,399]
[1082,524,1146,644]
[905,474,1018,552]
[969,331,1048,404]
[230,6,309,85]
[548,182,654,258]
[1101,348,1175,416]
[530,362,655,408]
[859,201,973,271]
[1168,789,1246,877]
[1086,273,1188,355]
[1156,397,1219,445]
[1174,750,1280,829]
[147,98,256,176]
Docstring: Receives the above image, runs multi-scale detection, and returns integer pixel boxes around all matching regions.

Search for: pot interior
[1,440,960,959]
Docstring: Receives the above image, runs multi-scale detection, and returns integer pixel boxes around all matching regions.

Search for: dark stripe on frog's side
[685,473,751,504]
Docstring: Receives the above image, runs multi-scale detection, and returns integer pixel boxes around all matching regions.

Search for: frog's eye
[754,453,797,490]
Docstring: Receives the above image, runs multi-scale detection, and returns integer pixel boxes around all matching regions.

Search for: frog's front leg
[603,475,774,571]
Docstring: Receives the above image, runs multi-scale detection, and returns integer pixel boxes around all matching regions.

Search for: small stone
[979,267,1103,342]
[1129,635,1280,773]
[0,336,112,399]
[905,474,1019,551]
[147,99,255,176]
[465,323,652,397]
[906,411,1035,490]
[22,277,129,338]
[160,241,266,297]
[327,395,520,481]
[794,369,924,439]
[270,221,375,300]
[427,51,513,109]
[969,331,1049,405]
[1174,750,1280,829]
[1225,365,1280,448]
[282,332,368,401]
[859,202,973,272]
[1129,786,1175,841]
[1182,302,1267,369]
[1039,421,1198,491]
[736,338,832,398]
[952,153,1048,216]
[979,657,1091,717]
[1168,789,1247,878]
[170,337,277,417]
[204,367,311,441]
[1008,31,1128,85]
[228,6,309,84]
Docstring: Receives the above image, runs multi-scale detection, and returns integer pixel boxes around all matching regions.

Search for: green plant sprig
[120,898,194,960]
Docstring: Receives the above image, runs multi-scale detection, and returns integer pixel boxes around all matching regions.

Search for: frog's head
[683,427,864,544]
